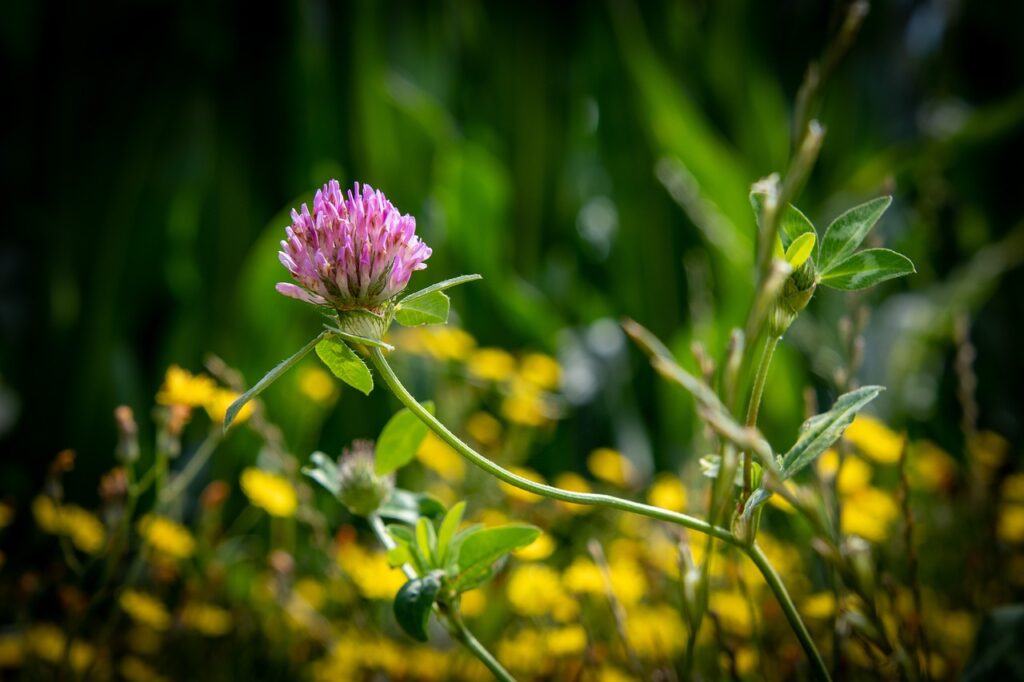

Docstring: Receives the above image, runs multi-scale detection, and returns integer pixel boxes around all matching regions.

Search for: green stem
[369,349,830,681]
[160,429,222,505]
[743,336,779,499]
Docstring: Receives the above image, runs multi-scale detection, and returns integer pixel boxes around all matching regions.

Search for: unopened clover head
[337,440,394,517]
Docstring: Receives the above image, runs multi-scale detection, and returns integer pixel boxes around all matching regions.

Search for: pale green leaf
[302,451,340,496]
[819,248,916,290]
[395,291,450,326]
[750,191,816,250]
[315,336,373,395]
[781,386,884,478]
[455,524,540,588]
[375,403,436,475]
[378,489,446,525]
[785,232,816,269]
[818,196,892,273]
[435,501,466,568]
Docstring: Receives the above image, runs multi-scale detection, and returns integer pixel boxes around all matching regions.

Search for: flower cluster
[277,180,431,310]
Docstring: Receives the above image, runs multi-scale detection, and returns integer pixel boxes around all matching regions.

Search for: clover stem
[742,335,779,501]
[369,348,830,681]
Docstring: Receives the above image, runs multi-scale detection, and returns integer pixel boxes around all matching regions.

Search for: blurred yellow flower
[802,592,837,619]
[120,590,172,630]
[25,624,95,671]
[841,487,900,542]
[0,634,23,668]
[908,440,958,492]
[240,467,298,518]
[467,348,516,382]
[294,577,326,610]
[514,532,556,561]
[767,481,803,514]
[969,430,1009,469]
[499,466,546,503]
[31,495,60,534]
[518,353,561,390]
[156,365,217,408]
[844,415,904,464]
[588,448,635,487]
[1002,473,1024,504]
[465,411,502,447]
[497,629,550,678]
[735,647,759,676]
[553,472,592,514]
[137,514,196,559]
[997,505,1024,544]
[816,449,872,494]
[121,655,171,682]
[204,387,252,424]
[180,602,233,636]
[502,384,550,427]
[416,432,466,483]
[562,557,605,594]
[625,605,686,659]
[0,502,13,529]
[400,326,477,361]
[31,496,106,554]
[507,564,578,621]
[337,543,406,601]
[709,590,753,637]
[595,667,639,682]
[547,624,588,656]
[460,589,486,618]
[646,473,687,512]
[298,366,337,403]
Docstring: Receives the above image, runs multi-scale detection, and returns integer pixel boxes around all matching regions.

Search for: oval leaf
[456,524,540,585]
[750,190,817,250]
[393,573,442,642]
[376,402,436,475]
[819,248,915,291]
[395,290,450,326]
[315,336,373,395]
[435,501,466,568]
[781,386,884,478]
[378,489,446,525]
[818,196,892,273]
[784,232,816,269]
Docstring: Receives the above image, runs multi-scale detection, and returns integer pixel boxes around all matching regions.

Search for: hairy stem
[369,348,830,681]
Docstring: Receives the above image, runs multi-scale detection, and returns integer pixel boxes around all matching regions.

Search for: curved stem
[369,348,830,681]
[743,336,779,499]
[160,429,222,505]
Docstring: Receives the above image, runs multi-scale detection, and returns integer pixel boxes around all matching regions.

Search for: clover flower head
[276,180,432,311]
[337,440,393,516]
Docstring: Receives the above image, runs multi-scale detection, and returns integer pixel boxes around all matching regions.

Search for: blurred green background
[2,0,1022,498]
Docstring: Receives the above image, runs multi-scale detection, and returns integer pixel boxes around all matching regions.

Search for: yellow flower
[1002,473,1024,504]
[624,605,686,659]
[908,440,958,492]
[0,633,23,668]
[709,590,753,637]
[816,450,872,494]
[514,532,556,561]
[547,625,588,656]
[156,365,217,408]
[180,602,233,636]
[120,590,172,631]
[841,487,900,542]
[137,515,196,559]
[32,497,106,554]
[562,557,605,594]
[465,411,502,447]
[32,496,60,534]
[553,472,592,514]
[844,415,904,464]
[518,353,561,390]
[997,505,1024,544]
[588,448,635,487]
[501,383,551,427]
[507,564,578,621]
[294,577,326,610]
[121,655,171,682]
[969,430,1009,469]
[499,466,546,503]
[240,467,298,517]
[646,474,687,512]
[467,348,516,382]
[337,543,406,601]
[802,592,837,619]
[403,326,477,361]
[25,624,95,671]
[416,432,466,482]
[596,666,640,682]
[298,366,337,403]
[460,589,486,618]
[204,388,252,424]
[497,629,550,678]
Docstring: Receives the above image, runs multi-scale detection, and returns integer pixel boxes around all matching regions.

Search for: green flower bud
[768,257,818,337]
[337,440,394,516]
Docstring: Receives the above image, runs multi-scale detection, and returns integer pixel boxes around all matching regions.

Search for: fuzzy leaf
[781,386,884,478]
[750,191,817,250]
[399,274,482,305]
[375,403,435,475]
[315,336,373,395]
[393,573,442,642]
[395,291,450,326]
[302,451,340,496]
[224,331,329,430]
[818,196,892,273]
[819,248,915,290]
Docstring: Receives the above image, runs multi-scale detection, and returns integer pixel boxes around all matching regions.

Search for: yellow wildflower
[298,366,337,403]
[838,456,873,494]
[416,432,466,483]
[547,625,588,656]
[467,348,516,382]
[596,666,640,682]
[32,496,60,534]
[497,629,550,678]
[1002,473,1024,504]
[121,655,171,682]
[997,505,1024,544]
[119,590,171,631]
[562,557,605,594]
[32,497,106,554]
[507,564,578,621]
[25,624,95,671]
[204,388,252,424]
[646,473,687,512]
[735,647,759,676]
[156,365,217,408]
[460,589,486,618]
[802,592,837,619]
[514,532,556,561]
[841,487,900,542]
[501,383,550,427]
[625,605,686,659]
[844,415,904,464]
[476,509,510,527]
[465,411,502,447]
[180,602,233,636]
[908,440,958,492]
[553,472,592,514]
[969,430,1009,469]
[499,466,546,503]
[137,515,196,559]
[709,590,753,637]
[294,577,326,610]
[518,353,561,390]
[240,467,298,517]
[402,326,477,361]
[588,448,635,487]
[337,543,406,600]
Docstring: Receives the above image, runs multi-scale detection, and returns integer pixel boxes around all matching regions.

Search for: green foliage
[394,291,450,326]
[781,386,884,478]
[393,572,443,642]
[302,451,340,497]
[377,489,446,525]
[818,197,893,273]
[375,403,435,475]
[750,191,816,250]
[315,335,373,395]
[818,248,916,290]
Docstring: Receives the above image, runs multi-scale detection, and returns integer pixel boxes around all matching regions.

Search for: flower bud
[336,440,394,517]
[768,258,818,337]
[114,406,140,463]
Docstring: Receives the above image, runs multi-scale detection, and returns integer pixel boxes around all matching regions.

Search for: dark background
[2,0,1023,499]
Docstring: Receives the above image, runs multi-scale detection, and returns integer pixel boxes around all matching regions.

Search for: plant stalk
[742,336,779,500]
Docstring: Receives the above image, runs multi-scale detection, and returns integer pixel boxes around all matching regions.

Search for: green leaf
[224,331,329,430]
[393,573,442,642]
[387,545,415,569]
[819,248,916,290]
[785,232,816,269]
[750,191,816,250]
[315,335,373,395]
[378,489,446,525]
[818,196,892,273]
[323,323,395,351]
[375,402,436,475]
[388,524,428,575]
[399,274,482,305]
[302,451,339,496]
[781,386,885,478]
[698,454,753,487]
[395,291,450,326]
[416,517,437,568]
[456,524,540,588]
[435,501,466,568]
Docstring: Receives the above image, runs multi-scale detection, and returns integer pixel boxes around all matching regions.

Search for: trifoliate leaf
[818,196,892,273]
[315,335,373,395]
[819,248,915,290]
